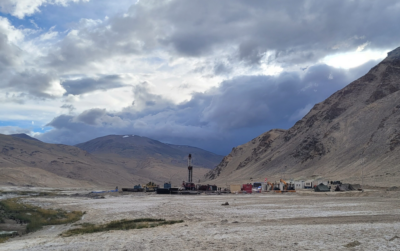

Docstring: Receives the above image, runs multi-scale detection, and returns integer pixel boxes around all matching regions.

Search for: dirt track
[1,189,400,250]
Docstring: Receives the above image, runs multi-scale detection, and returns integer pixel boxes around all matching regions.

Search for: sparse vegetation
[0,190,57,197]
[0,237,10,244]
[344,240,361,248]
[0,198,83,233]
[61,218,184,237]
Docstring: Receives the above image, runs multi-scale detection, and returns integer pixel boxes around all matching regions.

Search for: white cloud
[38,30,58,41]
[322,50,388,69]
[356,42,370,52]
[0,17,24,44]
[0,0,90,19]
[0,126,31,135]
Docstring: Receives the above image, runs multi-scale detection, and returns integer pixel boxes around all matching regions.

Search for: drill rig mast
[188,154,193,183]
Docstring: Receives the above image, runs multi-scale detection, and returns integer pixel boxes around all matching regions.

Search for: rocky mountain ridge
[204,47,400,186]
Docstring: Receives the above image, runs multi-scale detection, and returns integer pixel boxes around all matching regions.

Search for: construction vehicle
[143,181,158,192]
[267,182,274,191]
[280,179,296,192]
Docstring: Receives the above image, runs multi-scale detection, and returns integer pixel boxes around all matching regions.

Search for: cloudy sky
[0,0,399,155]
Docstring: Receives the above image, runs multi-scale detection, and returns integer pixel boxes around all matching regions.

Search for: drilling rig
[182,154,196,190]
[188,153,193,183]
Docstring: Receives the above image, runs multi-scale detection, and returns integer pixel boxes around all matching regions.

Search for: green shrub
[0,237,10,243]
[62,218,184,237]
[0,198,83,233]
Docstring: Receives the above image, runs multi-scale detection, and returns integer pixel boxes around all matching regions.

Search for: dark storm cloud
[0,92,26,104]
[44,5,160,71]
[131,82,172,109]
[3,70,58,98]
[61,75,125,95]
[74,108,106,125]
[41,0,400,72]
[46,114,74,129]
[0,33,21,71]
[148,0,400,63]
[39,61,377,154]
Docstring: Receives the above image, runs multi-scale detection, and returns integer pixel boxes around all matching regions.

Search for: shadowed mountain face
[75,135,223,169]
[204,47,400,186]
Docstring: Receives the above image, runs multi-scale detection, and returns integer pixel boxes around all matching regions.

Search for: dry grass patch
[61,218,184,237]
[0,198,83,233]
[344,240,361,248]
[0,237,10,243]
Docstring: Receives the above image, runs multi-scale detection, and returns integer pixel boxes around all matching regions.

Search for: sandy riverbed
[1,189,400,251]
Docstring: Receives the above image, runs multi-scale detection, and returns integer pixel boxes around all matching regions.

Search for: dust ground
[1,188,400,251]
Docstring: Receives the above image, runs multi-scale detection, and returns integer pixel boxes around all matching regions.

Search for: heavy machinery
[280,179,296,192]
[143,181,158,192]
[267,182,274,191]
[197,184,218,192]
[182,181,196,190]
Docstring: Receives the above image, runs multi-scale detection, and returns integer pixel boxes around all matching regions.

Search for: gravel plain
[1,188,400,251]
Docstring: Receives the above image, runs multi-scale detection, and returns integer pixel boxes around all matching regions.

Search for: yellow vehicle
[143,181,158,192]
[280,179,296,192]
[267,182,274,191]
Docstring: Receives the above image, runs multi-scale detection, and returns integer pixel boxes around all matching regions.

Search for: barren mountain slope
[204,47,400,186]
[0,167,94,188]
[0,134,140,187]
[0,134,213,187]
[75,135,222,170]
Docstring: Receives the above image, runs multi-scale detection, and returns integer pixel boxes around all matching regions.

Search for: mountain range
[3,47,400,188]
[0,134,223,188]
[204,47,400,187]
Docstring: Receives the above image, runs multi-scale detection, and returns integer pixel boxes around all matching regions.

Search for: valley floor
[1,188,400,250]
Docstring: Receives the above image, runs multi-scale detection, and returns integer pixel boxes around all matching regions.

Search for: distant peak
[11,133,28,136]
[10,133,41,142]
[122,135,135,138]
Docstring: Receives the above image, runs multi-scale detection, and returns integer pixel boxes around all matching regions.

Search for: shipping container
[242,184,253,194]
[230,184,242,193]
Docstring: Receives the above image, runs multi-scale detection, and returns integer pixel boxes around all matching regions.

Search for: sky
[0,0,399,155]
